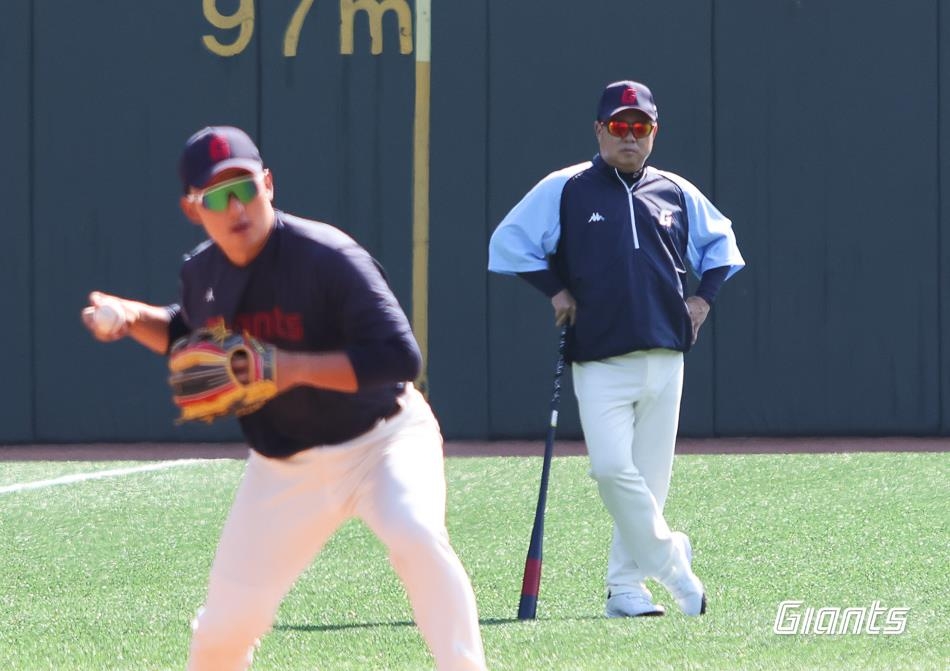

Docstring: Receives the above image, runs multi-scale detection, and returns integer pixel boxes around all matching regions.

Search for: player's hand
[82,291,134,342]
[551,289,577,327]
[685,296,710,344]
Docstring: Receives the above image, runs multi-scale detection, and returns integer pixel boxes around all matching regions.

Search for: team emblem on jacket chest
[659,210,674,228]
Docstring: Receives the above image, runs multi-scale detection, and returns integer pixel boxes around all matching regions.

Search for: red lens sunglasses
[604,119,656,140]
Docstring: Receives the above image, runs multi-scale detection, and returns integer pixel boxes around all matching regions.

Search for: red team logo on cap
[208,135,231,162]
[621,88,638,105]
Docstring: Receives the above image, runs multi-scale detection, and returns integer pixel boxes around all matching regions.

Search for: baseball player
[82,126,486,670]
[489,81,744,618]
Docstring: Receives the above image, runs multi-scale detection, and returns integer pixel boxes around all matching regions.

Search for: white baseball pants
[186,386,486,671]
[572,349,685,594]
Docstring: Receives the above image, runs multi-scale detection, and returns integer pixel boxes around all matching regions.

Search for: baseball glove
[168,328,278,423]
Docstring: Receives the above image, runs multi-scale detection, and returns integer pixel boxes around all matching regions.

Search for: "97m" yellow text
[202,0,414,57]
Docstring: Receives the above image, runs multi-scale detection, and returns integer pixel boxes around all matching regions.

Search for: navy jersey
[172,212,421,457]
[489,156,744,362]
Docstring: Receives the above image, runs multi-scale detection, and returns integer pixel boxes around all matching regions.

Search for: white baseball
[88,303,124,337]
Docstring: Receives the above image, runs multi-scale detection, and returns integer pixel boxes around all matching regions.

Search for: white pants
[572,349,684,594]
[187,386,486,671]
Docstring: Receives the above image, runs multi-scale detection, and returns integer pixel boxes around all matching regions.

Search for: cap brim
[605,105,657,122]
[193,158,264,188]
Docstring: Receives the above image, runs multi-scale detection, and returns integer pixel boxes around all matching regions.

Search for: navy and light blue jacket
[489,155,745,362]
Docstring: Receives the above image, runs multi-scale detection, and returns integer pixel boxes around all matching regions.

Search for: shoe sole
[605,606,666,618]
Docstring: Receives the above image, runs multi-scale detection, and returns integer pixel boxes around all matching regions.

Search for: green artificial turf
[0,452,946,670]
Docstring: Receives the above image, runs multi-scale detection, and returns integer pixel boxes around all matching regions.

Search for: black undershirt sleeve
[516,269,565,298]
[694,266,730,305]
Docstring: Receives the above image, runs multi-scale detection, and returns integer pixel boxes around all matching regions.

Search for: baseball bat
[517,325,568,620]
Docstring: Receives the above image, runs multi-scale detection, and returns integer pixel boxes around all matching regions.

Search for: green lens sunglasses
[189,174,262,212]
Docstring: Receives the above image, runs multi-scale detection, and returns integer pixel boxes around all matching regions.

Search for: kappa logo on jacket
[588,212,605,223]
[204,287,215,302]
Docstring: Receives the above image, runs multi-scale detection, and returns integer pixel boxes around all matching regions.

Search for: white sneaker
[660,532,707,616]
[605,589,665,618]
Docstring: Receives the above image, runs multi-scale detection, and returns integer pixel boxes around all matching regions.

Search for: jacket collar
[592,154,646,184]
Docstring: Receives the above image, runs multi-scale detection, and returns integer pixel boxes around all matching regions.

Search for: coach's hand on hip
[685,296,711,344]
[552,289,577,327]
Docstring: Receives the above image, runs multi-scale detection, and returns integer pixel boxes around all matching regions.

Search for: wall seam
[29,0,37,441]
[484,1,493,439]
[709,0,719,437]
[937,0,944,432]
[256,5,264,150]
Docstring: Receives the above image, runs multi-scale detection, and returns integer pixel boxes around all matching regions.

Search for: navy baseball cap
[597,81,658,122]
[179,126,264,191]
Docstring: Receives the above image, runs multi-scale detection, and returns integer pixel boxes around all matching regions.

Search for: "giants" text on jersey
[230,308,304,342]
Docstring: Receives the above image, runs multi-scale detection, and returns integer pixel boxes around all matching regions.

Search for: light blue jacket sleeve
[658,170,746,279]
[488,162,591,275]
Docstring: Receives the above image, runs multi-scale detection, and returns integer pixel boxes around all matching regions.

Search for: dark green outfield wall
[3,1,949,443]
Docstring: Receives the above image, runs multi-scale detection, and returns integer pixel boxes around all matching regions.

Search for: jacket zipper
[613,170,640,249]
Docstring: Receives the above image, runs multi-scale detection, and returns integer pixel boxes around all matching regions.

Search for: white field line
[0,459,208,495]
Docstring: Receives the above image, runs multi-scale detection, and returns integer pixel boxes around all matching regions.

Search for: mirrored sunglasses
[189,174,261,211]
[605,120,655,140]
